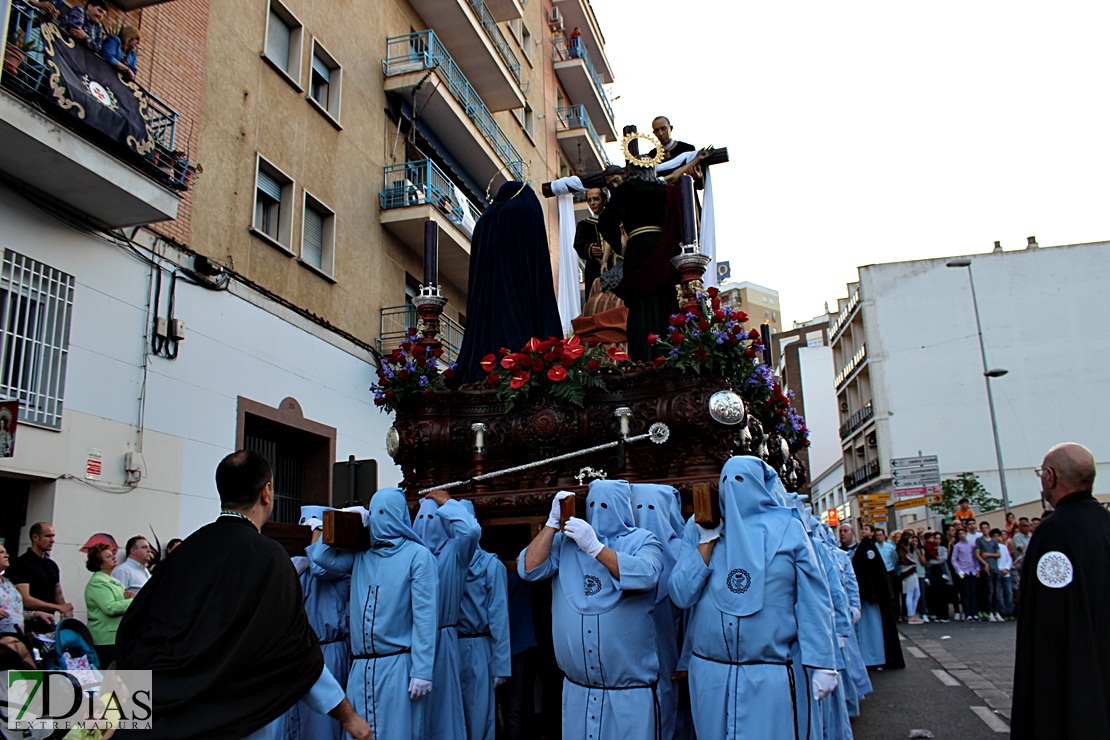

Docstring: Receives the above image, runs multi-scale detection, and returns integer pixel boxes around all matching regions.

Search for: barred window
[0,251,75,430]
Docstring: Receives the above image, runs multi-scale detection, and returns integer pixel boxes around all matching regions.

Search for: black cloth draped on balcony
[451,182,562,387]
[40,23,154,156]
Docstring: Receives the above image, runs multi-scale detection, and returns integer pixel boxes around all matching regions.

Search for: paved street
[852,621,1016,739]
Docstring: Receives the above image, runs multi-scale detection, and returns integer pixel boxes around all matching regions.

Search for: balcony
[834,343,867,389]
[555,104,610,173]
[845,459,881,490]
[379,160,482,291]
[384,32,524,193]
[552,43,616,140]
[379,304,465,366]
[553,0,614,84]
[485,0,523,22]
[405,0,524,111]
[1,5,193,227]
[839,401,874,440]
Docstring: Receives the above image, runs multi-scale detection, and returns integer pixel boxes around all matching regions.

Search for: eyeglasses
[1034,467,1052,479]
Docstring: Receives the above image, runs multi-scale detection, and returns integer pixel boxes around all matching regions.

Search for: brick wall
[132,0,210,243]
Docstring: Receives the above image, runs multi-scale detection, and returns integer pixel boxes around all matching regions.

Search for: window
[253,156,294,252]
[0,250,75,430]
[264,0,303,87]
[300,192,335,278]
[523,103,534,138]
[521,24,532,63]
[308,40,342,125]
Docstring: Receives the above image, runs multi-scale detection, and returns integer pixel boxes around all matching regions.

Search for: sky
[590,1,1110,326]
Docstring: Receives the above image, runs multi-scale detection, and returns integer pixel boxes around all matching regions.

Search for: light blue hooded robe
[519,479,664,740]
[411,497,482,740]
[456,500,511,740]
[668,456,837,740]
[821,526,872,715]
[630,483,687,740]
[310,488,438,740]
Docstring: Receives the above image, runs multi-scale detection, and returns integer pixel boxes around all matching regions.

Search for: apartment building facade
[0,0,617,613]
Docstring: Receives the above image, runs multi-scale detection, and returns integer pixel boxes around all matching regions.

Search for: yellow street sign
[857,494,891,502]
[894,494,942,511]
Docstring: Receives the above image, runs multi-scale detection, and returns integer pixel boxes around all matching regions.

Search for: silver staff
[417,422,671,495]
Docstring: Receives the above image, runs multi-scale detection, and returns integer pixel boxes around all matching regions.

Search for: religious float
[360,130,813,556]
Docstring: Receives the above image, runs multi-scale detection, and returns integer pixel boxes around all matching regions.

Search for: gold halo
[485,159,533,204]
[621,131,666,169]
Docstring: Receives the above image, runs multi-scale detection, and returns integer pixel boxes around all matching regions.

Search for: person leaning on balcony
[60,0,108,54]
[102,25,140,82]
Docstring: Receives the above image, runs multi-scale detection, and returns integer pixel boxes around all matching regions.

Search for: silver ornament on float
[386,426,401,458]
[708,390,746,425]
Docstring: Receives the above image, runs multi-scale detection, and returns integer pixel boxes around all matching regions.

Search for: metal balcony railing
[552,42,614,124]
[380,160,482,238]
[464,0,523,89]
[555,104,611,167]
[834,343,867,389]
[2,2,197,191]
[838,400,874,440]
[378,304,465,365]
[845,459,881,490]
[383,31,525,181]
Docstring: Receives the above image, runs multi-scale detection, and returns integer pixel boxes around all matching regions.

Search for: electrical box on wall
[169,319,186,341]
[154,317,168,338]
[125,450,144,484]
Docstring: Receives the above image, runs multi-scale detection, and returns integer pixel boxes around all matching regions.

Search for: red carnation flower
[748,328,761,339]
[587,360,601,372]
[384,390,395,399]
[433,347,444,358]
[543,352,556,362]
[647,333,659,345]
[707,286,720,298]
[486,374,501,387]
[672,314,687,327]
[653,356,666,368]
[480,354,497,372]
[736,311,748,323]
[510,370,531,389]
[695,349,709,361]
[412,345,426,358]
[547,366,568,382]
[698,320,711,332]
[744,348,758,358]
[607,346,629,362]
[671,331,685,345]
[374,397,385,406]
[711,298,721,310]
[531,358,545,372]
[714,310,727,321]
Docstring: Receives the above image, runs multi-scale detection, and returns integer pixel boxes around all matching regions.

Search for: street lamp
[946,259,1012,514]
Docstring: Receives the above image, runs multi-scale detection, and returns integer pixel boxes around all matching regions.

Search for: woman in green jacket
[84,543,133,667]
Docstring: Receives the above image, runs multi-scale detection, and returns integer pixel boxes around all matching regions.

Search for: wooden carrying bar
[322,510,371,550]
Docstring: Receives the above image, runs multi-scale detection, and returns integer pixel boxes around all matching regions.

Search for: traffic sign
[857,494,891,502]
[893,484,941,499]
[827,510,839,527]
[894,494,943,511]
[891,455,938,468]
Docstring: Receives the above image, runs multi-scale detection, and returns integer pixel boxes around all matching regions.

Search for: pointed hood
[460,500,495,579]
[368,488,423,554]
[630,483,684,603]
[412,497,451,557]
[708,455,793,617]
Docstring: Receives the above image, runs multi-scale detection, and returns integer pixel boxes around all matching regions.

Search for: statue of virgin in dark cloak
[451,182,563,386]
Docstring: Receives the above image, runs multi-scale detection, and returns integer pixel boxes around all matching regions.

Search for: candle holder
[671,242,711,316]
[411,284,448,352]
[471,422,490,492]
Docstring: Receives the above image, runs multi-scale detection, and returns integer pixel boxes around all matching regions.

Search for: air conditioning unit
[839,401,849,412]
[548,7,564,32]
[866,432,877,448]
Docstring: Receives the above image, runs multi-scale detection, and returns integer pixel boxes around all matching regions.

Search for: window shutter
[257,168,282,201]
[311,54,330,83]
[302,206,324,268]
[266,10,291,70]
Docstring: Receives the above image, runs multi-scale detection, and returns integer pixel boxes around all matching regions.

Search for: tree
[936,472,1003,518]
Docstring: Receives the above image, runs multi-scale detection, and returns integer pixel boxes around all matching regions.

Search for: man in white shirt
[112,536,152,594]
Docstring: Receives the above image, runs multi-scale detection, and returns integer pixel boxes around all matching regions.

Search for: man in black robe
[572,187,608,300]
[116,451,371,740]
[851,524,905,670]
[646,116,696,164]
[598,165,682,361]
[452,182,563,386]
[1012,442,1110,739]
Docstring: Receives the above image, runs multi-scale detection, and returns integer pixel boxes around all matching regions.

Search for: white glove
[493,676,508,688]
[546,491,576,530]
[564,517,604,558]
[811,669,839,701]
[849,607,861,624]
[837,635,846,649]
[697,522,723,544]
[408,678,432,700]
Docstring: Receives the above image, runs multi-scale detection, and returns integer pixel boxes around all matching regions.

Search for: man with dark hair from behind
[1012,442,1110,739]
[116,450,371,739]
